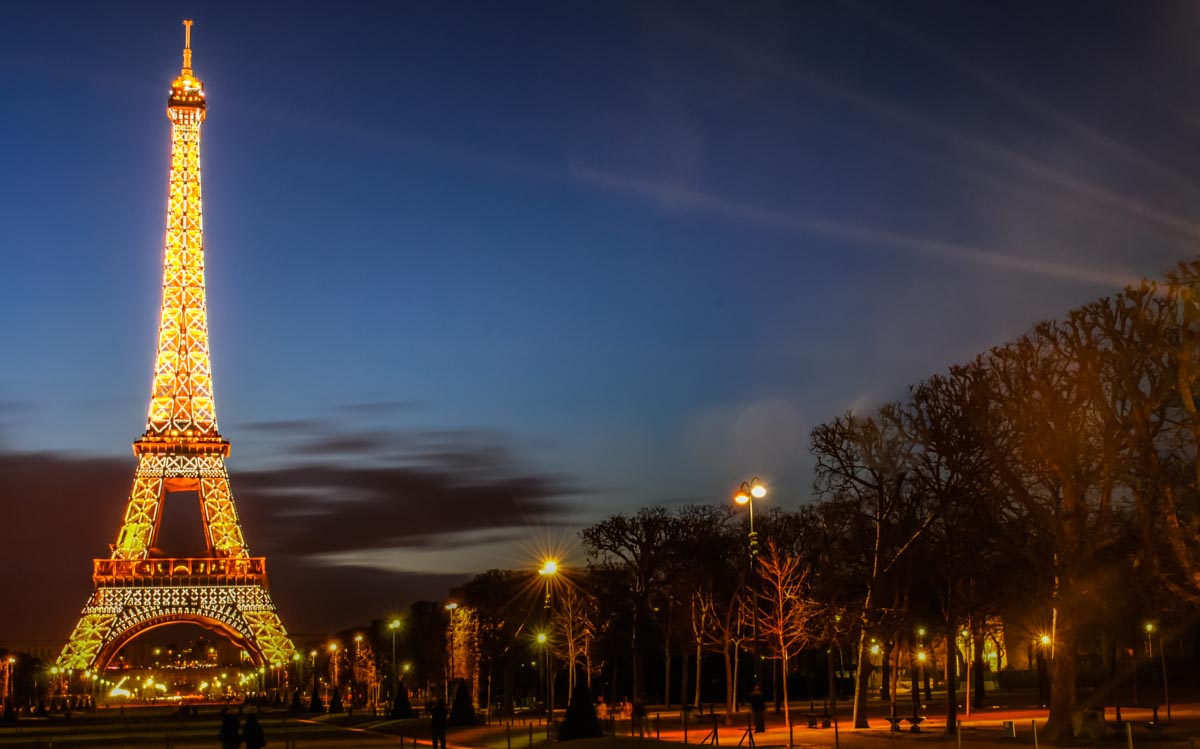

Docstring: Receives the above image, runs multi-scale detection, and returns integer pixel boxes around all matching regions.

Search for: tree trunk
[680,645,689,710]
[724,644,736,724]
[910,650,920,718]
[694,642,703,708]
[632,606,643,702]
[890,638,900,718]
[664,646,671,708]
[852,629,871,727]
[782,651,793,748]
[972,633,986,706]
[1043,603,1078,739]
[881,641,891,701]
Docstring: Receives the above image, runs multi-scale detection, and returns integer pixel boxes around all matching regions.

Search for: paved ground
[0,700,1197,749]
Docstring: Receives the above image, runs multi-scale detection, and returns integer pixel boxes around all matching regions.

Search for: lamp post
[329,642,340,703]
[1146,622,1169,719]
[734,477,767,688]
[389,618,402,696]
[1036,634,1050,707]
[309,649,318,695]
[536,632,549,718]
[354,634,364,708]
[539,559,559,721]
[445,602,459,701]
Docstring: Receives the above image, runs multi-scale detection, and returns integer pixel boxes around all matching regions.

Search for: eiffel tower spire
[140,17,218,449]
[58,21,295,673]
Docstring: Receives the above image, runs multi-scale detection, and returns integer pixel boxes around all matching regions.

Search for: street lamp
[536,632,549,716]
[445,602,459,698]
[1146,622,1169,719]
[389,618,402,690]
[328,642,340,697]
[539,559,560,720]
[1034,634,1051,707]
[354,634,364,708]
[734,477,766,687]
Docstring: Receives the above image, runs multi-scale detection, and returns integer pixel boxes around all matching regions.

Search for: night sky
[4,1,1200,643]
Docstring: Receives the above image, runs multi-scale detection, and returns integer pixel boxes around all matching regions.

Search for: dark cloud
[288,433,396,457]
[1,451,132,642]
[0,425,577,645]
[337,400,427,415]
[235,461,569,557]
[239,419,328,434]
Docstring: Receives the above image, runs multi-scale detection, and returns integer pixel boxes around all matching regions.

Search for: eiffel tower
[58,21,296,672]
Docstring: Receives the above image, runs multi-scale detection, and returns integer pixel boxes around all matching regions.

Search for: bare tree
[554,582,599,695]
[756,541,814,747]
[581,507,677,702]
[811,406,932,728]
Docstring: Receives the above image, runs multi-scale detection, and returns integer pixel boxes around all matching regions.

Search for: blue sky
[4,1,1200,637]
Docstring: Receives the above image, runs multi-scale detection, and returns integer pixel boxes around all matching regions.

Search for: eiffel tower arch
[58,21,296,672]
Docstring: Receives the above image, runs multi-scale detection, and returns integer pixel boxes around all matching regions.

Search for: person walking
[430,697,448,749]
[749,684,766,733]
[218,708,241,749]
[631,698,646,737]
[243,713,266,749]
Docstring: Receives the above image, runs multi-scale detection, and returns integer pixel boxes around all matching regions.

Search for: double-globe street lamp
[734,478,767,688]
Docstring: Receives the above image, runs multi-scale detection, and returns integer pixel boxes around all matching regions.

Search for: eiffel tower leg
[58,590,118,671]
[198,459,247,558]
[242,600,297,666]
[113,456,166,560]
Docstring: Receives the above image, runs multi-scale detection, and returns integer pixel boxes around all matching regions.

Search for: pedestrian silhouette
[430,697,448,749]
[243,713,266,749]
[218,708,241,749]
[749,684,766,733]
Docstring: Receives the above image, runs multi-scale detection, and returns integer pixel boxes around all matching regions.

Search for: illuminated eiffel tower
[58,21,296,671]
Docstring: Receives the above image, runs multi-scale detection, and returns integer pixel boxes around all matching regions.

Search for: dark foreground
[0,699,1198,749]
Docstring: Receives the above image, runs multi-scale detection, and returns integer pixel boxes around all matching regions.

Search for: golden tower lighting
[58,21,296,672]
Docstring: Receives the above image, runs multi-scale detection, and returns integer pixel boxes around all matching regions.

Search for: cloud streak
[571,165,1140,288]
[0,421,578,642]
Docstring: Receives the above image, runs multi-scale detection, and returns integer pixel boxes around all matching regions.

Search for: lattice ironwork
[59,21,295,672]
[59,585,293,671]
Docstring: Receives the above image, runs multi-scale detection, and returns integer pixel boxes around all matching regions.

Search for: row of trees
[435,260,1200,739]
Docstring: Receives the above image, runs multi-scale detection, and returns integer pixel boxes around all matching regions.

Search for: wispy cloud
[571,165,1140,288]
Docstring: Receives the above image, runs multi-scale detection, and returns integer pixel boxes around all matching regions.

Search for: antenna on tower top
[181,19,194,72]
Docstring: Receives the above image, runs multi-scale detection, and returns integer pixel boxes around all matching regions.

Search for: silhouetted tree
[557,679,602,740]
[811,405,930,728]
[448,678,476,725]
[391,677,414,719]
[581,507,678,702]
[308,680,323,714]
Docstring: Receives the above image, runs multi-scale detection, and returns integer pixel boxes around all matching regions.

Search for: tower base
[58,559,294,670]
